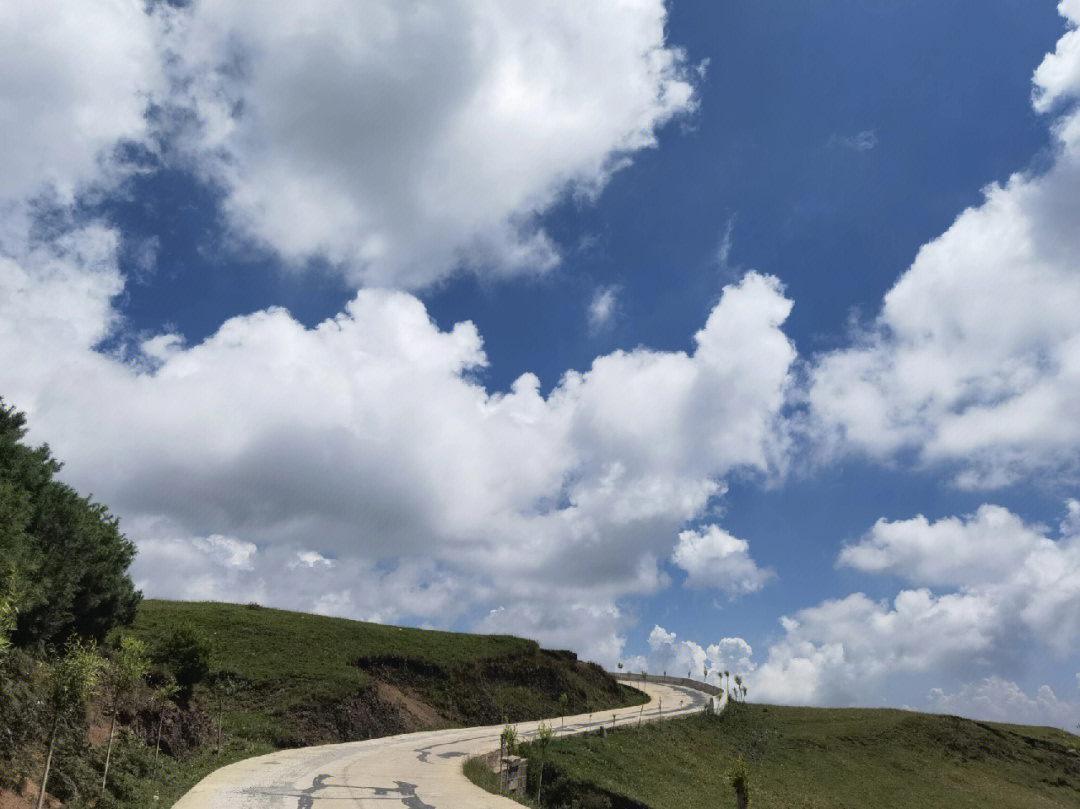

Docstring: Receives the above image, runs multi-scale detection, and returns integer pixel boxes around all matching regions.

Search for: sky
[2,0,1080,729]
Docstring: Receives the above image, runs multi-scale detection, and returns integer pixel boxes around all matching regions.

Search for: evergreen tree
[0,399,140,648]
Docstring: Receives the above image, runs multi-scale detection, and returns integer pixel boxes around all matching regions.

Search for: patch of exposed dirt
[374,681,445,730]
[0,783,60,809]
[86,698,112,746]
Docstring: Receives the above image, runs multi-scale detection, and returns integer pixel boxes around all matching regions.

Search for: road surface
[173,679,709,808]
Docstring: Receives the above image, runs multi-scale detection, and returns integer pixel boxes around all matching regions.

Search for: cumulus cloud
[809,2,1080,486]
[837,504,1048,587]
[132,528,471,625]
[0,1,164,243]
[928,677,1080,728]
[623,626,754,684]
[755,501,1080,712]
[0,196,795,660]
[671,524,774,595]
[162,0,698,287]
[755,589,1000,705]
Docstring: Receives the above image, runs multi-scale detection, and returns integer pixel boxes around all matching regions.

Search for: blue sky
[3,1,1080,727]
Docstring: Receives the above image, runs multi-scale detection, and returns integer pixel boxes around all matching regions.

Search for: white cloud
[837,504,1047,587]
[839,503,1080,654]
[755,501,1080,711]
[671,524,774,595]
[477,601,628,667]
[587,285,621,333]
[832,129,877,152]
[163,0,697,287]
[928,676,1080,729]
[623,625,754,684]
[1033,1,1080,113]
[133,528,470,625]
[290,550,334,570]
[755,589,1001,706]
[809,3,1080,486]
[0,1,164,242]
[0,204,795,660]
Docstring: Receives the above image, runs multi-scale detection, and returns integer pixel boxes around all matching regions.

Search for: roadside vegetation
[0,398,642,808]
[497,701,1080,809]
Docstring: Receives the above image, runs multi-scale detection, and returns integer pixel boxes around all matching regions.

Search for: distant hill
[521,700,1080,809]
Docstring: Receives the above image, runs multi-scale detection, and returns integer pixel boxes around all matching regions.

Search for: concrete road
[173,680,708,809]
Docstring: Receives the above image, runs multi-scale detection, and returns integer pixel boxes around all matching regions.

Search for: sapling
[100,636,149,798]
[152,680,180,766]
[534,721,553,804]
[213,673,240,754]
[38,640,103,809]
[499,723,517,792]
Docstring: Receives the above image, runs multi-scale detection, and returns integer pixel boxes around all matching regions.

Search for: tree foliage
[0,399,140,648]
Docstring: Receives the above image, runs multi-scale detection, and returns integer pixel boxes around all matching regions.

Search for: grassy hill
[128,599,644,750]
[516,701,1080,809]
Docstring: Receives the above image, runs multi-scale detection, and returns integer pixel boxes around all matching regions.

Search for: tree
[154,622,212,701]
[37,640,103,809]
[0,400,140,649]
[100,636,149,797]
[729,755,751,809]
[734,674,744,702]
[558,692,569,728]
[724,670,730,696]
[533,721,553,804]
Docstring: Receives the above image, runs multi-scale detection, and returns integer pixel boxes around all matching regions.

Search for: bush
[155,623,213,700]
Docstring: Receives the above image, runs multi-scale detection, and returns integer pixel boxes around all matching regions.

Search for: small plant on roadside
[534,721,554,803]
[499,723,518,792]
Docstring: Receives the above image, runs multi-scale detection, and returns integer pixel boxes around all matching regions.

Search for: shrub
[154,623,212,700]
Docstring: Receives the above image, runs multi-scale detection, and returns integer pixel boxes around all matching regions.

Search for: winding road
[173,679,713,809]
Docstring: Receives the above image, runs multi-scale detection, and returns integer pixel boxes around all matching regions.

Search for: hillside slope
[523,701,1080,809]
[129,600,644,748]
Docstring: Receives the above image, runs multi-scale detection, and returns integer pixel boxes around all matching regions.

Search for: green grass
[129,599,535,704]
[520,702,1080,809]
[127,600,642,736]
